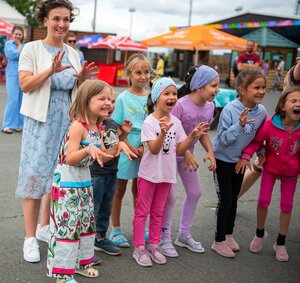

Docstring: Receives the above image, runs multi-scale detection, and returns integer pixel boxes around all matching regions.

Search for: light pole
[129,8,136,37]
[188,0,193,26]
[92,0,98,32]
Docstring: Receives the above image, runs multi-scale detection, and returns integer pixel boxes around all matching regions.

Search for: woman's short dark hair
[35,0,79,24]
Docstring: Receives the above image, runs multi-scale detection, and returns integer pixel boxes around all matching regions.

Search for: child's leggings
[132,177,171,247]
[47,186,95,279]
[213,159,244,242]
[161,159,202,239]
[258,169,298,213]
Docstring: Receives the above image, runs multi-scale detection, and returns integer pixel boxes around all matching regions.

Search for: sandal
[109,230,130,248]
[15,128,23,132]
[75,267,99,278]
[1,128,13,134]
[56,278,78,283]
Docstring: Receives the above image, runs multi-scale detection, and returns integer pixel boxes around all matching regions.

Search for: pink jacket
[242,114,300,177]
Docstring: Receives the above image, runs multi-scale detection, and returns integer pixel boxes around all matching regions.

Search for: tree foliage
[5,0,38,26]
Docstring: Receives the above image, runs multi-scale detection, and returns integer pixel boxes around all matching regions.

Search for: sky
[71,0,299,41]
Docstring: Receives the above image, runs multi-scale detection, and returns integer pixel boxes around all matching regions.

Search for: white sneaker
[36,224,50,244]
[23,237,40,263]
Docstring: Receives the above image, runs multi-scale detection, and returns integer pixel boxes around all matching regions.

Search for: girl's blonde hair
[125,53,152,86]
[275,86,300,118]
[69,79,113,124]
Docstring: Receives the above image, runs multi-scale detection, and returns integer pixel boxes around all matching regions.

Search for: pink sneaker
[211,241,235,258]
[133,247,152,267]
[249,231,267,254]
[225,235,240,252]
[273,243,289,262]
[147,244,167,264]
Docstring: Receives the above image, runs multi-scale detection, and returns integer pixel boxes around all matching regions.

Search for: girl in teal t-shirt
[109,54,152,247]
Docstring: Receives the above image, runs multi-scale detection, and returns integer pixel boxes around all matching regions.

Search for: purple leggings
[258,169,298,213]
[161,160,202,239]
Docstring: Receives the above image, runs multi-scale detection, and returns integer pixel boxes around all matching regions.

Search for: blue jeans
[92,173,117,238]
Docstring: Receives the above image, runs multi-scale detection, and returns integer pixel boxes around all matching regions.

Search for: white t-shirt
[277,60,285,75]
[138,114,186,184]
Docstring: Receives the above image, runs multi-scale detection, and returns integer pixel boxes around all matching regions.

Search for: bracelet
[86,143,94,155]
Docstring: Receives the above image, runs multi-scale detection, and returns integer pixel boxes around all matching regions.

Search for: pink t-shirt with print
[138,114,186,184]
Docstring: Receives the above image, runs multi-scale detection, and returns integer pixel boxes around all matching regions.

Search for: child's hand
[203,152,216,171]
[89,145,114,167]
[235,158,251,174]
[184,150,199,171]
[115,141,138,160]
[159,116,173,135]
[130,145,144,159]
[190,122,210,139]
[257,153,266,166]
[239,109,255,127]
[121,119,133,135]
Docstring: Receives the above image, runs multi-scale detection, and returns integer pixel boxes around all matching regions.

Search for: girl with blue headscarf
[132,77,209,267]
[160,65,219,257]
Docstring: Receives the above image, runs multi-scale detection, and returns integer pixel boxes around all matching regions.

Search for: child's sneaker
[211,241,235,258]
[147,244,167,264]
[175,233,205,253]
[225,235,240,252]
[36,224,50,244]
[249,231,267,254]
[23,237,40,263]
[273,243,289,262]
[109,229,130,248]
[159,238,178,258]
[133,246,152,267]
[94,238,121,255]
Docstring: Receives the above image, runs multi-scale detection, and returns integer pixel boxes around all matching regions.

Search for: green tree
[5,0,38,26]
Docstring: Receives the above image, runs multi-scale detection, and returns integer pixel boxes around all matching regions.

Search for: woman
[16,0,98,263]
[1,26,24,134]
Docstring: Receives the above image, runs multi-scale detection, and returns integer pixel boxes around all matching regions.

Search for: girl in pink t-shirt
[132,77,209,267]
[160,65,219,257]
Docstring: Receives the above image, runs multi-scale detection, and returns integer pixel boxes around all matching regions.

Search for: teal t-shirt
[112,90,148,179]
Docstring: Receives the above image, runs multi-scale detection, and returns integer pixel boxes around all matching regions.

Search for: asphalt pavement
[0,83,299,283]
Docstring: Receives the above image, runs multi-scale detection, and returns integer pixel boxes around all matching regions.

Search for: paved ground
[0,83,299,283]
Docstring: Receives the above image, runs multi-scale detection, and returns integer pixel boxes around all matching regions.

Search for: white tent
[0,0,26,26]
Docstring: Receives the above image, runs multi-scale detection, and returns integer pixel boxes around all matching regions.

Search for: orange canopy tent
[141,25,248,64]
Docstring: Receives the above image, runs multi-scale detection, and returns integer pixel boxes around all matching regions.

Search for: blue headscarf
[190,65,219,91]
[151,77,177,103]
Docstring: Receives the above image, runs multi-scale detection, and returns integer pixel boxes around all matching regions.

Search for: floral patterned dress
[47,121,101,279]
[16,44,77,199]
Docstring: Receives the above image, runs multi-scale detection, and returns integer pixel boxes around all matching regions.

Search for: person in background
[1,26,24,134]
[67,33,85,65]
[16,0,98,263]
[262,59,269,77]
[273,56,285,92]
[237,40,261,74]
[156,54,165,77]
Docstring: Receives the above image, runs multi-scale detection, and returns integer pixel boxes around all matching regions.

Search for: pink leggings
[258,169,298,213]
[132,177,171,247]
[161,160,202,239]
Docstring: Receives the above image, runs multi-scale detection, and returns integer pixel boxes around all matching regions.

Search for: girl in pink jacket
[236,86,300,262]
